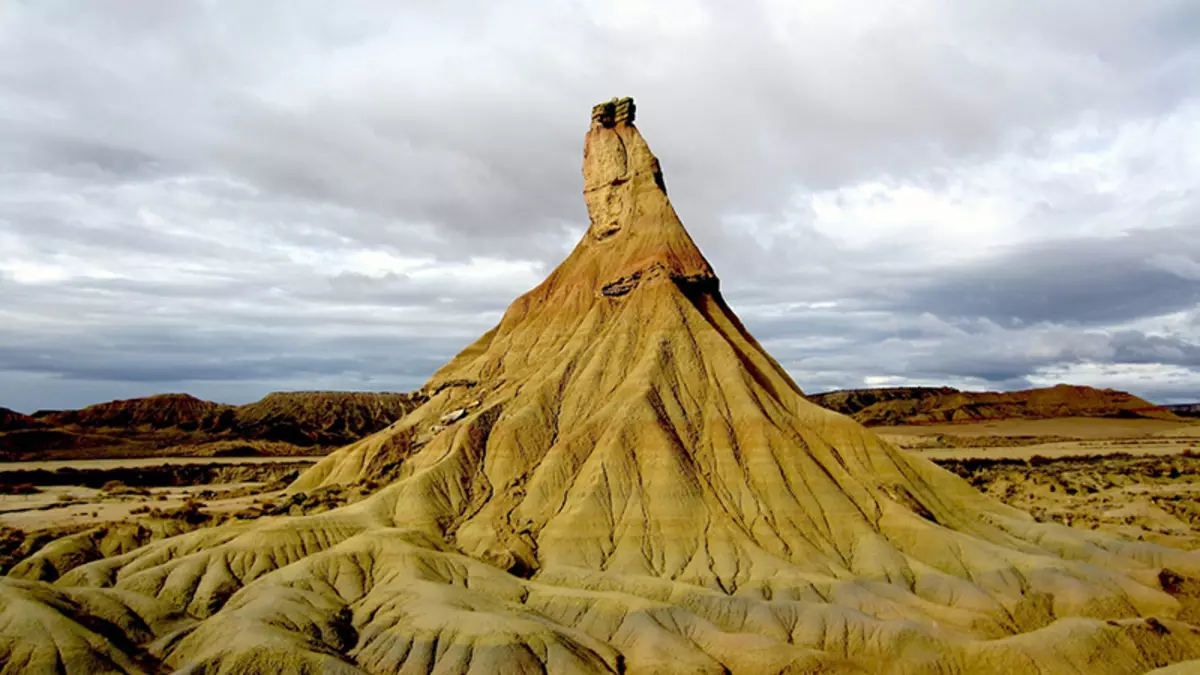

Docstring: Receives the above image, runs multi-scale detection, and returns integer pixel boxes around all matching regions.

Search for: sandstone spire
[580,97,714,296]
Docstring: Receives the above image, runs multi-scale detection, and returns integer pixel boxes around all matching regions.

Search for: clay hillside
[810,384,1181,426]
[3,99,1200,674]
[0,391,418,460]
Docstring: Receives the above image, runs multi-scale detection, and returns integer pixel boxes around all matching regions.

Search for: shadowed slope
[6,99,1200,674]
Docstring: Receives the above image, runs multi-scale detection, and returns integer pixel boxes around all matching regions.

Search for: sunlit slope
[4,99,1200,674]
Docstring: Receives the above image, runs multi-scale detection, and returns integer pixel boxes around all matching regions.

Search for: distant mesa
[810,383,1182,426]
[39,393,229,430]
[0,391,418,460]
[1165,403,1200,418]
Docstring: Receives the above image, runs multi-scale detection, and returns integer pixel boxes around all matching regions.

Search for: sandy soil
[0,455,319,534]
[911,439,1199,461]
[0,483,278,531]
[880,417,1200,460]
[879,416,1199,440]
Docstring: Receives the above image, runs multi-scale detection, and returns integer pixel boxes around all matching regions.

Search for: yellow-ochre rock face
[5,100,1200,674]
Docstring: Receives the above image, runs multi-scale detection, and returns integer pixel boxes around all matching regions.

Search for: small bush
[101,480,151,497]
[0,483,41,496]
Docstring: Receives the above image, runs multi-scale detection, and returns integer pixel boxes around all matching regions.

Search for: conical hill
[4,99,1200,675]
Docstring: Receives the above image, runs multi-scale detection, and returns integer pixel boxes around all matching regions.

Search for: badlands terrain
[2,99,1200,674]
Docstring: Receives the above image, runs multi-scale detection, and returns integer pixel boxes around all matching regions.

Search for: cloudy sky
[2,0,1199,412]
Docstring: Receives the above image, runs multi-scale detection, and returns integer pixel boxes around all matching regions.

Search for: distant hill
[229,391,417,446]
[38,393,232,430]
[0,407,48,432]
[808,384,1181,426]
[1165,403,1200,418]
[0,391,419,460]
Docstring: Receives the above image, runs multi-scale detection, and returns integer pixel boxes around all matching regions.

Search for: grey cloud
[2,1,1200,410]
[1109,331,1200,366]
[881,229,1200,326]
[0,327,453,388]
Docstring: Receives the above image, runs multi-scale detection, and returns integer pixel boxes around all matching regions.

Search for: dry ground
[0,458,325,575]
[892,418,1200,552]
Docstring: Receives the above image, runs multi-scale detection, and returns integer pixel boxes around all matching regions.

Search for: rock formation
[3,100,1200,674]
[810,384,1182,426]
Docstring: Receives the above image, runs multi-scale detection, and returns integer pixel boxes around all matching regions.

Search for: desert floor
[0,458,322,570]
[886,417,1200,551]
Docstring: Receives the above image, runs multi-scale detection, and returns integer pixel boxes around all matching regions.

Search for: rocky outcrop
[590,96,635,127]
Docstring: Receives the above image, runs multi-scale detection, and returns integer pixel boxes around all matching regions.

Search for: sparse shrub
[101,480,151,497]
[232,507,262,520]
[0,483,41,495]
[167,501,209,525]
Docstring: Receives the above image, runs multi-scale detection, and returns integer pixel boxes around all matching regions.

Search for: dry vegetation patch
[938,451,1200,549]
